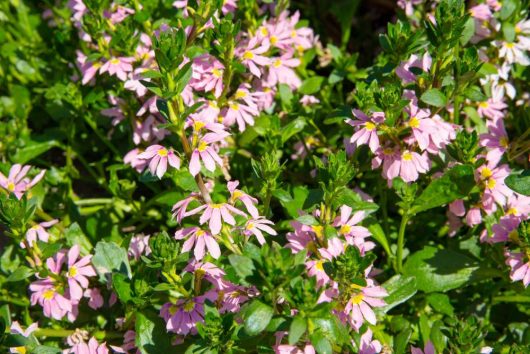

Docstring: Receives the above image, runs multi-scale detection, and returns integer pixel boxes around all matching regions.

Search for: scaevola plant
[2,0,530,353]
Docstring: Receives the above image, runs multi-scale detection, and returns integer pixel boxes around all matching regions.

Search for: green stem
[396,213,409,273]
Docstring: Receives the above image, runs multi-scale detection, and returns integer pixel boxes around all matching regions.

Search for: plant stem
[396,213,409,273]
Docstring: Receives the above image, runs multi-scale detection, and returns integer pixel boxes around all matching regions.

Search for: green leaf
[135,311,174,354]
[228,254,255,281]
[502,22,516,42]
[295,214,318,226]
[6,265,34,282]
[411,165,475,214]
[426,293,454,316]
[460,17,475,45]
[505,170,530,196]
[420,88,447,107]
[112,273,133,303]
[499,0,516,20]
[365,218,392,257]
[309,331,332,354]
[281,118,306,144]
[379,275,417,313]
[403,246,491,293]
[33,346,62,354]
[92,241,131,279]
[140,80,163,97]
[394,328,412,354]
[288,316,307,345]
[13,139,61,164]
[65,222,93,255]
[298,76,324,95]
[242,300,274,336]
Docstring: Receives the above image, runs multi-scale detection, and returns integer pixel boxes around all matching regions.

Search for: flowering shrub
[2,0,530,352]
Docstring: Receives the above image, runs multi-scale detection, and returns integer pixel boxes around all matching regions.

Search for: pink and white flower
[175,227,221,259]
[347,110,385,153]
[66,245,97,301]
[24,220,58,247]
[0,164,45,199]
[137,145,181,179]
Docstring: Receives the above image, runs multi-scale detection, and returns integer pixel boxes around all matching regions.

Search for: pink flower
[273,331,316,354]
[188,202,247,235]
[188,120,229,176]
[267,52,301,89]
[476,163,512,213]
[356,328,383,354]
[129,234,151,260]
[480,117,509,166]
[236,37,270,77]
[228,180,259,217]
[66,245,97,301]
[105,5,134,24]
[101,96,126,126]
[185,260,226,288]
[9,321,38,354]
[190,54,225,98]
[124,68,149,97]
[286,221,316,254]
[223,98,259,132]
[30,278,73,320]
[488,215,520,244]
[124,148,149,173]
[160,297,205,335]
[99,57,134,81]
[79,56,102,85]
[333,205,373,253]
[172,192,201,223]
[244,217,277,244]
[0,164,45,199]
[218,284,250,313]
[405,102,434,151]
[133,115,167,145]
[110,330,137,354]
[300,95,320,106]
[84,288,104,309]
[66,336,109,354]
[24,219,58,247]
[347,110,385,153]
[307,237,344,287]
[396,53,432,83]
[505,251,530,287]
[375,149,429,183]
[469,4,492,21]
[344,283,387,329]
[176,227,221,259]
[411,341,435,354]
[477,97,507,120]
[137,145,181,179]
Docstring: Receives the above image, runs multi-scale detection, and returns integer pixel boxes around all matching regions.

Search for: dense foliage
[2,0,530,353]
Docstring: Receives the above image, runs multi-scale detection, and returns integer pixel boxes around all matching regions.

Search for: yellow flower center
[350,293,364,305]
[383,148,394,155]
[232,190,244,200]
[183,301,195,312]
[402,151,413,161]
[364,121,376,131]
[243,51,254,60]
[500,136,509,148]
[14,347,27,354]
[235,89,247,99]
[7,182,15,192]
[196,230,205,237]
[505,42,515,49]
[311,225,324,238]
[273,59,282,68]
[291,30,297,38]
[68,266,78,278]
[198,140,208,152]
[157,148,168,157]
[409,117,420,128]
[479,101,489,108]
[168,304,178,315]
[481,167,493,179]
[315,260,324,271]
[270,35,278,45]
[193,121,206,131]
[246,222,254,230]
[340,224,351,235]
[209,100,218,108]
[43,289,55,300]
[211,203,222,209]
[508,229,519,242]
[230,103,240,111]
[506,207,518,216]
[515,25,522,34]
[260,27,268,36]
[110,58,121,65]
[486,178,496,189]
[212,68,222,78]
[31,225,40,230]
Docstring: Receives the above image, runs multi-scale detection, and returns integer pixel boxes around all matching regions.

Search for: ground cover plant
[1,0,530,352]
